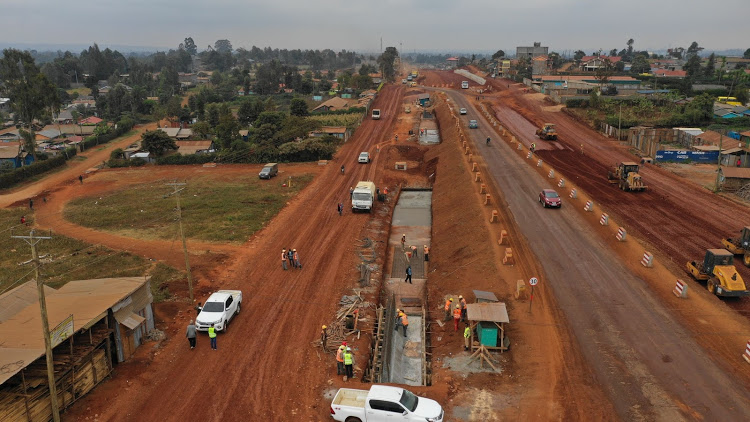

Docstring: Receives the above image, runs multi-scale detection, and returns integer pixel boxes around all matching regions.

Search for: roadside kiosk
[466,302,510,352]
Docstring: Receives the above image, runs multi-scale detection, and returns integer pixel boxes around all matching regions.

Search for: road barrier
[475,173,481,182]
[469,154,474,162]
[744,341,750,364]
[600,213,609,226]
[526,151,532,159]
[472,162,478,171]
[558,179,565,187]
[584,200,593,211]
[499,230,508,245]
[517,143,523,150]
[673,279,688,298]
[490,210,499,222]
[641,251,654,268]
[570,189,577,199]
[548,169,554,178]
[537,159,543,167]
[484,194,491,205]
[616,227,627,241]
[503,248,514,265]
[465,147,470,155]
[514,280,527,300]
[480,184,487,193]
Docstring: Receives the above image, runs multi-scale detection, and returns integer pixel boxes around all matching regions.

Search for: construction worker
[401,234,406,251]
[410,245,418,259]
[336,342,347,375]
[337,202,343,216]
[530,143,536,153]
[343,347,355,380]
[464,324,471,351]
[281,249,288,270]
[459,295,467,322]
[394,309,403,334]
[186,320,197,349]
[321,325,328,351]
[444,298,453,321]
[404,265,412,284]
[349,186,353,198]
[208,323,217,350]
[79,175,83,184]
[453,304,461,331]
[423,245,429,262]
[293,249,301,269]
[399,311,409,337]
[287,248,294,268]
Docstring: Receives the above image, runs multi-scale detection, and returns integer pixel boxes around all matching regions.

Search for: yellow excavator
[535,123,558,140]
[686,249,750,297]
[720,226,750,267]
[607,162,647,192]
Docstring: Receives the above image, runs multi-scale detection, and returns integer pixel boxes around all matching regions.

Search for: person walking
[401,234,406,251]
[29,199,33,210]
[293,249,301,269]
[423,245,430,262]
[444,298,453,321]
[336,342,347,375]
[288,248,295,268]
[281,249,288,270]
[186,320,197,349]
[464,324,471,351]
[343,347,355,380]
[208,323,217,350]
[349,186,353,198]
[404,265,412,284]
[337,202,343,216]
[20,216,26,225]
[78,175,83,184]
[459,295,467,322]
[453,304,461,331]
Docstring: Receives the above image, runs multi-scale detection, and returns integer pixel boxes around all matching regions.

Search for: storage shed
[466,302,510,352]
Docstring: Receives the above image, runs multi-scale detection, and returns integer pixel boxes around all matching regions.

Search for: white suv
[358,152,371,163]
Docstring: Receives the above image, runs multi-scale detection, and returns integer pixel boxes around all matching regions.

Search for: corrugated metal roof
[0,277,149,385]
[720,167,750,179]
[472,290,498,302]
[466,302,509,323]
[0,281,55,323]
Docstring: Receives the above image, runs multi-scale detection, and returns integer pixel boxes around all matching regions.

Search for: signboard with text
[50,314,74,348]
[655,150,719,163]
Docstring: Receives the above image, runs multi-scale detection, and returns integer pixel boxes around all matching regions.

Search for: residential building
[516,42,548,60]
[651,69,687,78]
[312,97,355,112]
[158,127,193,139]
[308,126,351,142]
[175,140,216,155]
[579,56,622,72]
[0,144,33,168]
[532,56,550,76]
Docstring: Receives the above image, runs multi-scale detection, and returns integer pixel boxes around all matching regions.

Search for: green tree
[492,50,505,60]
[630,55,651,74]
[744,48,750,60]
[214,39,233,54]
[686,41,703,58]
[182,37,198,55]
[215,113,240,149]
[205,103,220,127]
[141,130,177,156]
[626,39,634,60]
[192,121,212,139]
[574,50,586,62]
[377,47,399,81]
[683,55,702,77]
[684,93,714,123]
[734,84,749,105]
[704,53,716,77]
[290,98,309,116]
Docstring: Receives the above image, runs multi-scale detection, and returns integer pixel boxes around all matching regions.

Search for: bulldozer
[607,162,647,192]
[720,226,750,267]
[535,123,558,140]
[686,249,750,297]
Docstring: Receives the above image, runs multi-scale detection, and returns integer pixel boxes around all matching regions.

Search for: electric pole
[165,181,195,302]
[12,229,60,422]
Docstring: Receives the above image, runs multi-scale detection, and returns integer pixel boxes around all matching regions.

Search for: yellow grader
[607,162,647,192]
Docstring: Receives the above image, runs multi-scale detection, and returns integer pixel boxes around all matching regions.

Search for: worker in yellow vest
[464,324,471,351]
[444,298,453,321]
[343,347,355,380]
[208,323,217,350]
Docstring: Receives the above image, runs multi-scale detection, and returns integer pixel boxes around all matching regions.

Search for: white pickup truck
[330,385,443,422]
[195,290,242,332]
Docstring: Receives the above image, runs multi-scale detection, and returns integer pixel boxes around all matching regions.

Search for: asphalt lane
[444,90,750,421]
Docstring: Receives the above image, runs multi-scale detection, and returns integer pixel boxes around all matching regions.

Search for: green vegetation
[64,173,314,243]
[0,209,181,301]
[308,112,362,127]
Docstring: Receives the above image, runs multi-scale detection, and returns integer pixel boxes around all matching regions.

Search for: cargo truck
[351,181,376,212]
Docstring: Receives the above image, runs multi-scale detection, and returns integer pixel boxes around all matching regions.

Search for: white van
[372,109,381,120]
[461,81,469,89]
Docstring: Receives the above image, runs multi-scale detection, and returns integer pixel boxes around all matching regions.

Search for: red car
[539,189,562,208]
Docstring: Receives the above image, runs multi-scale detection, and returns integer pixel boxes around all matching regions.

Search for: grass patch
[0,208,181,301]
[64,173,315,243]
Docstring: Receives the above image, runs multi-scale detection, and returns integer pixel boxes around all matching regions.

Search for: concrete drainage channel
[368,189,433,386]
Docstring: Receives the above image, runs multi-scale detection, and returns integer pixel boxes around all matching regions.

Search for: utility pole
[618,103,622,141]
[12,229,60,422]
[715,131,724,192]
[165,181,194,302]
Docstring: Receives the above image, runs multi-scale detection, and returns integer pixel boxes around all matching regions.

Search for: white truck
[461,80,469,89]
[330,385,444,422]
[351,181,376,212]
[195,290,242,332]
[372,109,381,120]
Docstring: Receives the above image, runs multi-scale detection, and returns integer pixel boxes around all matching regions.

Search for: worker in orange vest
[336,341,347,375]
[459,295,467,322]
[281,249,288,270]
[453,304,462,331]
[423,245,429,262]
[444,298,453,321]
[397,311,409,337]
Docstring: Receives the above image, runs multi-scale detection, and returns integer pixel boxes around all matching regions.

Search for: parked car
[330,385,443,422]
[459,108,467,115]
[258,162,278,179]
[539,189,562,208]
[468,120,478,129]
[405,105,411,113]
[195,290,242,332]
[402,79,407,84]
[358,152,371,163]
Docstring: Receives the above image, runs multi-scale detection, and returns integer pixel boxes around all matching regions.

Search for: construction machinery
[720,226,750,266]
[607,162,647,192]
[686,249,750,297]
[535,123,558,140]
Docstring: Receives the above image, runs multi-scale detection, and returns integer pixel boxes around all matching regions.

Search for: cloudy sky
[3,0,749,54]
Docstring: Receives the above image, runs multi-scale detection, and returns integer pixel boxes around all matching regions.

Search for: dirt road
[446,89,750,420]
[64,85,405,421]
[0,123,157,208]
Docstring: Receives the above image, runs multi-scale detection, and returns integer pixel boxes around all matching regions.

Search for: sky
[3,0,749,55]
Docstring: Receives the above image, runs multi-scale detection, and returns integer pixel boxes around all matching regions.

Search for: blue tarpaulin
[655,150,720,162]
